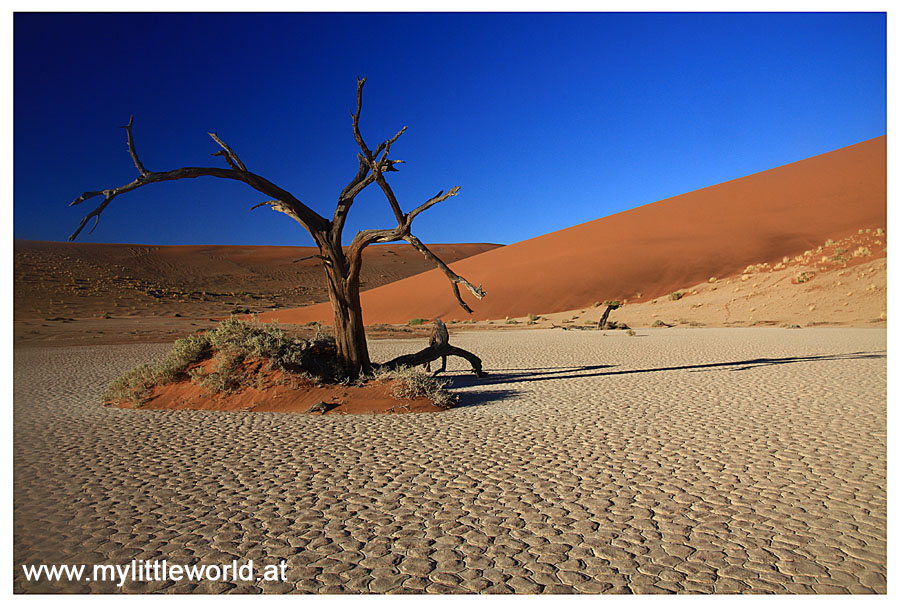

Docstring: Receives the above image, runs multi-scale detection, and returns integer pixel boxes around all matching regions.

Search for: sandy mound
[111,356,445,415]
[98,317,456,415]
[264,136,886,325]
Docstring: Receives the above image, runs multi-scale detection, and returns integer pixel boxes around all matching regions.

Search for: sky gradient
[13,12,887,247]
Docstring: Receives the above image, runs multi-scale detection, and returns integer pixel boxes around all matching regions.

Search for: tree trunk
[598,302,621,330]
[320,242,371,378]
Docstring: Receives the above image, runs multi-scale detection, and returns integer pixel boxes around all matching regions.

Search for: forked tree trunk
[317,236,371,378]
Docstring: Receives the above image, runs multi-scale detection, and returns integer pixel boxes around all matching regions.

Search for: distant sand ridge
[263,136,886,326]
[13,242,499,347]
[14,241,500,320]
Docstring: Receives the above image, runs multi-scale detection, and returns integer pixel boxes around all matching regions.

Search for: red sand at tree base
[110,357,446,414]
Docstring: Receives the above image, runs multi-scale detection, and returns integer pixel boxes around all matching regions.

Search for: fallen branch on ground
[379,319,486,377]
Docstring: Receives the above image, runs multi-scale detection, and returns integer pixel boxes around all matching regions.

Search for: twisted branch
[403,234,486,313]
[68,119,328,241]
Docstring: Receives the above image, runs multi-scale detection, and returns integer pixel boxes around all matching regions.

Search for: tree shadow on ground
[445,351,886,390]
[451,388,522,409]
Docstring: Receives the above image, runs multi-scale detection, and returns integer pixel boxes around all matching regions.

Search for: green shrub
[407,318,427,326]
[668,291,684,301]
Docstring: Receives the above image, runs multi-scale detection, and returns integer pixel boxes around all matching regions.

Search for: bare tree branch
[351,77,374,160]
[70,193,116,238]
[403,234,486,313]
[376,126,407,166]
[68,119,329,241]
[120,116,149,177]
[347,227,407,258]
[371,170,406,226]
[212,150,239,171]
[67,81,488,378]
[379,320,485,377]
[343,184,483,314]
[337,154,370,203]
[406,187,460,224]
[208,132,247,172]
[332,154,375,243]
[249,199,280,211]
[351,78,406,226]
[247,198,316,230]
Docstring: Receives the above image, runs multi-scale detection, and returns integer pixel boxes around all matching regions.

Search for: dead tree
[425,319,449,372]
[379,319,485,377]
[68,78,485,378]
[598,300,621,330]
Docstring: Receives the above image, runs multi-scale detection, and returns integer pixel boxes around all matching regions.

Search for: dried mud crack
[13,328,886,594]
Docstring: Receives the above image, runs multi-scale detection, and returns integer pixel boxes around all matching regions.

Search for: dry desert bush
[103,317,455,409]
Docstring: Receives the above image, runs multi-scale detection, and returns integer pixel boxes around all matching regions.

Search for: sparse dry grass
[102,317,457,410]
[372,366,457,409]
[103,317,342,406]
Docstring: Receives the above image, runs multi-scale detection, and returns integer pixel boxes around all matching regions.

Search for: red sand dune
[265,136,886,325]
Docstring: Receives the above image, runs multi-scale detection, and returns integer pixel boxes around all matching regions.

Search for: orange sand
[264,136,886,325]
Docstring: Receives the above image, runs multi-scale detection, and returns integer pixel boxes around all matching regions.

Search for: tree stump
[380,319,485,377]
[598,301,621,330]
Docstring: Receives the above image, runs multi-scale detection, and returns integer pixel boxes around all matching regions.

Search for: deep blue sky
[14,12,886,247]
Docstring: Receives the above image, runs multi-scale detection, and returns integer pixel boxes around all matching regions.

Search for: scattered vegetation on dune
[103,317,456,409]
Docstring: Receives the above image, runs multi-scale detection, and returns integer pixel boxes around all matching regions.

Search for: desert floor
[13,327,886,594]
